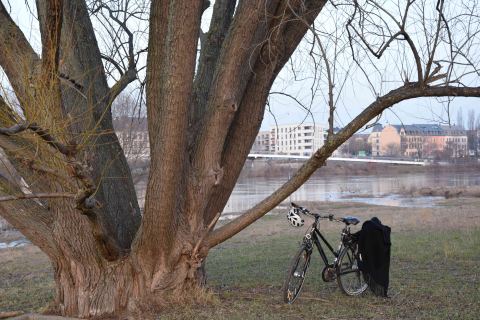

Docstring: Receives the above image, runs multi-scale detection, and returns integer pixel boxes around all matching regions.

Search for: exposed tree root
[8,314,80,320]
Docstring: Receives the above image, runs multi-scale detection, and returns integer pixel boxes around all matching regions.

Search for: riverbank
[1,198,479,319]
[240,159,480,178]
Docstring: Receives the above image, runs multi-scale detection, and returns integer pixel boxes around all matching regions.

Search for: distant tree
[467,109,476,130]
[385,143,401,157]
[365,141,372,155]
[467,130,478,156]
[466,110,477,156]
[423,142,436,158]
[457,109,464,128]
[340,135,371,156]
[441,140,456,159]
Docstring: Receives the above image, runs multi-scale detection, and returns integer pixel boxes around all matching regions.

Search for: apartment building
[113,117,150,161]
[377,124,467,158]
[252,130,271,153]
[367,124,383,156]
[269,123,327,156]
[442,125,468,158]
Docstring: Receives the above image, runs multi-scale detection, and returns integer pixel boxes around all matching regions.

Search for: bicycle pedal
[321,267,336,282]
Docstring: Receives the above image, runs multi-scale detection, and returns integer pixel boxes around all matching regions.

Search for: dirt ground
[1,197,479,319]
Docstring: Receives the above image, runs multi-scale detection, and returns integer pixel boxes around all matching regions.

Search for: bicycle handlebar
[290,202,344,223]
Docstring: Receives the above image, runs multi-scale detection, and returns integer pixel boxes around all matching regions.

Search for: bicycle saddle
[342,216,360,225]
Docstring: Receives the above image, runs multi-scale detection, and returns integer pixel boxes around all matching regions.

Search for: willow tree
[1,0,480,318]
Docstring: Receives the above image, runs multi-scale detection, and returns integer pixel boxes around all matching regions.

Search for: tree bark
[51,256,134,317]
[133,0,204,280]
[37,0,142,251]
[0,2,40,107]
[192,0,236,125]
[48,226,208,318]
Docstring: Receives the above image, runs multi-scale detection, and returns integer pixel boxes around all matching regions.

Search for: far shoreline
[239,158,480,179]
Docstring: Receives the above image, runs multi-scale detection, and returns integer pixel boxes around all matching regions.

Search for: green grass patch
[200,228,480,320]
[0,248,54,313]
[1,227,479,319]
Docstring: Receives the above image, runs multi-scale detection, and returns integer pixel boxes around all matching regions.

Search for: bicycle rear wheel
[282,244,311,304]
[336,245,368,295]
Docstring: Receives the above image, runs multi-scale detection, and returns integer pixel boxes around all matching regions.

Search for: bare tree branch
[92,3,139,103]
[185,0,282,231]
[0,192,75,202]
[0,2,40,105]
[40,0,63,82]
[0,122,76,156]
[191,0,236,126]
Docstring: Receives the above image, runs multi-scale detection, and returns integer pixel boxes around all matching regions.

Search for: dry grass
[0,246,54,313]
[1,198,479,319]
[397,185,480,198]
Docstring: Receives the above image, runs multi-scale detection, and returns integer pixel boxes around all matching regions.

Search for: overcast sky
[2,0,479,132]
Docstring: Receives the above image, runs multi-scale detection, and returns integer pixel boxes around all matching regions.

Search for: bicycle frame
[303,219,352,269]
[283,205,367,303]
[304,216,351,267]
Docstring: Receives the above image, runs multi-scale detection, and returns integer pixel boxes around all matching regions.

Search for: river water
[223,170,480,214]
[0,238,30,249]
[2,169,480,249]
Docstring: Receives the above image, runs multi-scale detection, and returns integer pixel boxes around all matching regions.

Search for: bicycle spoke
[336,246,368,296]
[283,244,311,303]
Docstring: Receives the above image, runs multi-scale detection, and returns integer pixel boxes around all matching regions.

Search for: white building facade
[113,117,150,161]
[269,123,327,156]
[252,130,271,153]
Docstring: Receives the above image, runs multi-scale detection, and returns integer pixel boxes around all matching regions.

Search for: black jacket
[357,217,391,297]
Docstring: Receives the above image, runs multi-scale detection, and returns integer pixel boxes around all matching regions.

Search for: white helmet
[287,207,304,227]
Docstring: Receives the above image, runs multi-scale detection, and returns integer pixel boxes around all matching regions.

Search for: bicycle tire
[336,244,368,296]
[282,244,311,304]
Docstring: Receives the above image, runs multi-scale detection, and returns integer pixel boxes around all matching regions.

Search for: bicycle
[282,202,368,304]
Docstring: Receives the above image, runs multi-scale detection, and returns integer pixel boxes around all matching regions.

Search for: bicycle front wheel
[336,245,368,296]
[282,244,311,304]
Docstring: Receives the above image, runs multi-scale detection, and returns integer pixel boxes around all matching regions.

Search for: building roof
[440,125,466,136]
[389,123,466,136]
[371,124,383,133]
[353,133,370,140]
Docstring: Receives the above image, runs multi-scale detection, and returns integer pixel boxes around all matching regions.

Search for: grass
[195,227,480,320]
[1,206,479,319]
[0,246,54,313]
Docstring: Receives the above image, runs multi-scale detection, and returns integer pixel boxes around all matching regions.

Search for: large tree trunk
[52,259,205,318]
[42,202,208,318]
[49,222,207,318]
[52,258,135,317]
